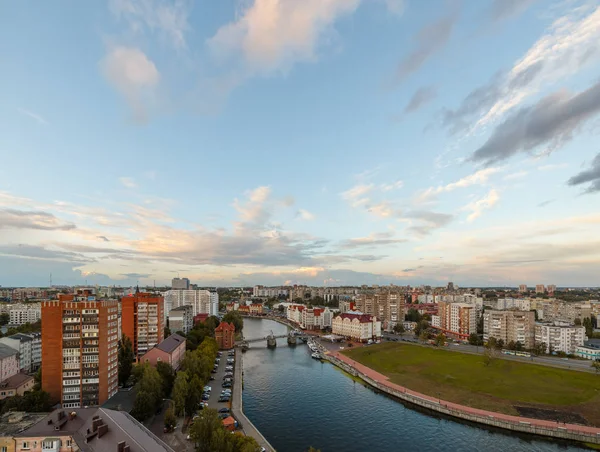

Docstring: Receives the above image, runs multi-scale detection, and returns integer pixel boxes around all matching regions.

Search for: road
[380,333,595,373]
[206,350,233,412]
[148,400,192,451]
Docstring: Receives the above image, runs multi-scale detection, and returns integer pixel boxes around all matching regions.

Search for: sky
[1,0,600,288]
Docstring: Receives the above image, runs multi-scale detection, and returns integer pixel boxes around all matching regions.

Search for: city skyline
[2,1,600,288]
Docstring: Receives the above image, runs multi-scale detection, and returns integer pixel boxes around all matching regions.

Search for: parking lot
[204,349,236,415]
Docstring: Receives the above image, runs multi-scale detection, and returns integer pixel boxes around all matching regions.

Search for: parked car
[222,382,232,388]
[218,408,230,413]
[218,396,230,402]
[219,413,230,419]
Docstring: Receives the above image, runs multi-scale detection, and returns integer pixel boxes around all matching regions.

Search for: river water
[241,318,586,452]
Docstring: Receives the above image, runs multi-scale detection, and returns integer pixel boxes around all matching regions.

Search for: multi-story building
[519,284,528,293]
[163,289,218,320]
[300,307,332,330]
[535,284,545,294]
[534,322,586,354]
[436,302,476,340]
[339,300,356,313]
[332,313,381,342]
[11,288,47,302]
[0,344,19,383]
[541,301,591,324]
[252,285,289,298]
[215,322,235,350]
[168,305,193,335]
[483,310,536,349]
[490,298,531,311]
[355,291,404,330]
[121,292,165,360]
[546,285,556,295]
[575,346,600,360]
[41,294,119,408]
[286,305,306,324]
[8,303,41,326]
[171,277,190,290]
[248,303,263,315]
[0,334,36,373]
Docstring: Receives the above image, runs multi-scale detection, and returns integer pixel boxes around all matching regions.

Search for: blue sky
[1,0,600,287]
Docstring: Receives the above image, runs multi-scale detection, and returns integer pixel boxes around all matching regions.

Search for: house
[222,416,237,432]
[332,313,382,342]
[0,343,19,383]
[215,322,235,350]
[140,334,186,370]
[0,373,35,400]
[12,407,175,452]
[249,304,263,315]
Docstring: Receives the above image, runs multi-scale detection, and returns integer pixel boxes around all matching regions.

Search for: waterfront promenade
[324,350,600,445]
[232,351,276,452]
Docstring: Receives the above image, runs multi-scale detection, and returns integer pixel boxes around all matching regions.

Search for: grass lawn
[343,342,600,425]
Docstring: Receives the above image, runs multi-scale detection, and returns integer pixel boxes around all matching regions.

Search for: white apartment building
[286,305,306,325]
[534,322,586,354]
[168,305,194,334]
[9,303,41,325]
[492,298,531,311]
[252,286,289,298]
[0,333,41,373]
[163,290,219,320]
[171,278,190,290]
[300,307,332,330]
[332,313,382,342]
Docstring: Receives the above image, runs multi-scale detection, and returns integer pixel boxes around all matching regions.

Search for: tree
[307,448,322,452]
[186,375,203,417]
[131,364,163,421]
[496,339,504,350]
[222,311,243,332]
[583,317,593,337]
[468,333,480,346]
[0,312,9,325]
[164,326,171,338]
[486,337,497,349]
[574,318,582,326]
[405,308,422,322]
[172,371,189,417]
[507,340,517,351]
[188,408,227,452]
[277,305,285,313]
[164,406,177,431]
[418,331,429,343]
[592,361,600,374]
[156,361,176,398]
[393,323,405,336]
[515,341,523,351]
[118,335,134,386]
[413,320,429,337]
[232,434,260,452]
[131,390,154,421]
[434,333,446,346]
[483,346,496,367]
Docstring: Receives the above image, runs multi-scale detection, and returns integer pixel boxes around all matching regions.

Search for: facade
[0,344,19,383]
[163,289,218,319]
[8,304,41,326]
[12,408,175,452]
[0,373,35,400]
[575,346,600,360]
[535,284,545,294]
[41,294,119,408]
[215,322,235,350]
[300,307,333,330]
[332,313,381,342]
[168,305,193,334]
[252,285,289,298]
[547,285,556,295]
[286,304,305,324]
[0,333,41,373]
[171,277,190,290]
[355,291,404,330]
[10,289,47,302]
[534,322,586,354]
[483,310,536,349]
[436,302,476,340]
[140,334,186,370]
[121,292,165,359]
[541,301,591,323]
[519,284,528,293]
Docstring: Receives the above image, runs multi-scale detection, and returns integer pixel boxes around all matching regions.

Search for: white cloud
[503,170,528,180]
[233,186,272,224]
[298,209,315,221]
[17,108,48,125]
[109,0,190,49]
[462,189,500,222]
[382,0,405,16]
[207,0,361,75]
[380,180,404,191]
[101,46,160,121]
[119,177,137,188]
[417,167,503,202]
[341,183,374,207]
[367,202,395,218]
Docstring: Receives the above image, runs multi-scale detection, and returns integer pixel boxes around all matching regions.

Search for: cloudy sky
[1,0,600,288]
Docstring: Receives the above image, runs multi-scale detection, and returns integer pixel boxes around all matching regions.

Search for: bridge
[237,331,311,350]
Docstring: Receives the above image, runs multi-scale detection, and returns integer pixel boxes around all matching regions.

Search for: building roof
[155,334,186,354]
[337,313,375,323]
[169,305,191,312]
[215,321,235,332]
[222,416,236,427]
[73,408,175,452]
[0,343,18,359]
[0,411,48,437]
[1,372,34,389]
[15,408,100,437]
[9,333,34,342]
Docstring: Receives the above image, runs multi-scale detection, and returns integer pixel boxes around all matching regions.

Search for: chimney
[98,423,108,438]
[117,441,126,452]
[123,446,130,452]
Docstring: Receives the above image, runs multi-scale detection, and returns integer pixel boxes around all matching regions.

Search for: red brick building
[121,292,165,360]
[215,322,235,350]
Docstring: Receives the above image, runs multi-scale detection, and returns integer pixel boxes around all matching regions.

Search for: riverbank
[232,350,276,451]
[321,350,600,446]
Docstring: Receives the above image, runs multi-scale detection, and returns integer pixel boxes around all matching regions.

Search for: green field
[343,342,600,425]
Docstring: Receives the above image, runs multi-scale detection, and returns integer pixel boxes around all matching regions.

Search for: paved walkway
[232,351,276,451]
[330,351,600,438]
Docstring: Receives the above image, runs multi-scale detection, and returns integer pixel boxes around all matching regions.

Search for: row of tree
[130,360,176,421]
[188,408,259,452]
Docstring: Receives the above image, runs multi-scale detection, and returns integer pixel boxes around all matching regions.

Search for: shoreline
[321,350,600,446]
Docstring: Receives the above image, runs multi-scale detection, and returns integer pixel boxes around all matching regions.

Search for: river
[241,318,586,452]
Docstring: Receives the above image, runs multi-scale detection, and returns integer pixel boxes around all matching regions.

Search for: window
[66,439,72,446]
[42,440,57,449]
[2,446,7,452]
[22,442,30,450]
[157,357,161,362]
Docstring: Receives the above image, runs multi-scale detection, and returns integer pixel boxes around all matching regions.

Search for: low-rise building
[332,313,381,342]
[0,411,47,452]
[300,307,332,330]
[574,346,600,361]
[168,305,193,335]
[140,334,186,370]
[0,373,35,400]
[215,322,235,350]
[249,303,264,315]
[286,304,306,324]
[534,322,586,354]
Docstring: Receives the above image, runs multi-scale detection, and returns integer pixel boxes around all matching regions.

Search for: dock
[232,351,276,451]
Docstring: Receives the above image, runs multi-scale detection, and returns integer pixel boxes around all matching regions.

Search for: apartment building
[286,305,305,325]
[171,277,190,290]
[547,284,556,295]
[535,284,545,294]
[8,303,41,326]
[355,291,404,330]
[0,344,19,383]
[121,292,165,360]
[0,333,42,373]
[483,310,536,349]
[41,294,119,408]
[534,322,586,354]
[300,307,333,330]
[332,313,381,342]
[541,301,591,323]
[519,284,528,293]
[11,288,47,302]
[168,305,193,335]
[436,302,476,340]
[252,285,289,298]
[163,289,218,319]
[490,298,531,311]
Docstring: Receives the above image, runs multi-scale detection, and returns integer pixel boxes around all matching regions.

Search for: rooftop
[0,342,18,359]
[0,411,48,437]
[1,372,34,389]
[15,408,100,437]
[155,334,186,354]
[215,321,235,332]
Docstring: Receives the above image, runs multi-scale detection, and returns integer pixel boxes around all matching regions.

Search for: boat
[311,352,322,359]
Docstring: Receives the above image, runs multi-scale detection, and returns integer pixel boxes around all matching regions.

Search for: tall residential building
[437,302,476,340]
[518,284,528,293]
[121,292,165,359]
[355,291,404,330]
[168,305,193,335]
[171,277,190,290]
[535,284,545,294]
[546,284,556,295]
[41,294,119,408]
[163,289,218,319]
[9,303,41,325]
[483,310,536,349]
[534,322,585,354]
